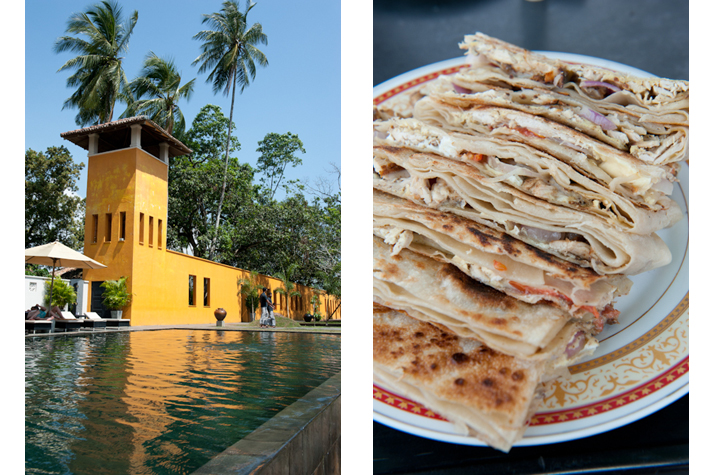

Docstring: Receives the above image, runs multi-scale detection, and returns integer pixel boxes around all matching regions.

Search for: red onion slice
[520,225,563,243]
[579,105,617,131]
[453,83,473,94]
[374,130,388,141]
[565,331,586,358]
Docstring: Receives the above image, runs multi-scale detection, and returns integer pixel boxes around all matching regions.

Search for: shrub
[44,277,76,308]
[100,276,132,310]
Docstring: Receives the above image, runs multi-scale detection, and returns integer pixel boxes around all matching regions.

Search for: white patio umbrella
[25,241,106,311]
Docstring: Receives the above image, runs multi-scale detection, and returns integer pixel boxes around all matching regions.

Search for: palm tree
[274,263,301,320]
[193,0,268,260]
[237,269,261,320]
[123,53,196,136]
[54,0,138,126]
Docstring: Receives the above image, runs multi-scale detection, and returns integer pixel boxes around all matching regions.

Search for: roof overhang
[60,116,192,159]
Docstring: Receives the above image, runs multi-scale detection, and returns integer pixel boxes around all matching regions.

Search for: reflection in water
[26,330,341,475]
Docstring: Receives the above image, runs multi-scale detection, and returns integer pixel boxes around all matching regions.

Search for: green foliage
[193,0,268,98]
[122,52,196,135]
[44,277,77,308]
[25,264,51,277]
[167,105,254,259]
[165,106,340,303]
[54,0,138,125]
[25,146,85,250]
[274,263,302,319]
[100,276,132,310]
[310,294,321,314]
[193,0,269,259]
[256,132,305,202]
[237,270,261,314]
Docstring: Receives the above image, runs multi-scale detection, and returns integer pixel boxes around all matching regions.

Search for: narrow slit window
[119,212,126,241]
[188,275,196,306]
[139,213,145,245]
[204,278,210,307]
[105,213,112,242]
[158,219,163,249]
[92,215,98,244]
[149,216,154,247]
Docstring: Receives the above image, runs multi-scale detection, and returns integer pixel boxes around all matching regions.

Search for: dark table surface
[373,0,689,473]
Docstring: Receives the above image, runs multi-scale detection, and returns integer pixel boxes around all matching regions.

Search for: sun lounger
[54,311,82,332]
[105,318,130,328]
[78,312,107,331]
[25,320,54,334]
[86,312,130,329]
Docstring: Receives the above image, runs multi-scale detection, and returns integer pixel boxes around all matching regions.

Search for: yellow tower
[61,117,191,321]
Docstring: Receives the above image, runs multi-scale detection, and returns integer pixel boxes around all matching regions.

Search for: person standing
[259,287,269,328]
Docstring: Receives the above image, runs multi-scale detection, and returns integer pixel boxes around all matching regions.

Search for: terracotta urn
[214,308,227,321]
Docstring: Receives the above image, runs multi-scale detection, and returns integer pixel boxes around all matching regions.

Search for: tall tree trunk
[209,73,238,260]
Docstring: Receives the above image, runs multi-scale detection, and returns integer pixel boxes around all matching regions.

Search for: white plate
[373,53,689,447]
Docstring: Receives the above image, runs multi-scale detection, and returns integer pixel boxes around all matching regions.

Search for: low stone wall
[192,372,341,474]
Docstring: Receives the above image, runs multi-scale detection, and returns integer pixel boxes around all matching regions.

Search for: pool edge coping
[191,372,342,474]
[25,324,341,338]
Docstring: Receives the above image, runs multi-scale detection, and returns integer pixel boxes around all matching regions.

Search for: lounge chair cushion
[61,311,78,320]
[85,312,103,320]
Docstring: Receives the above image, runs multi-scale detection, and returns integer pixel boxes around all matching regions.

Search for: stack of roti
[373,33,688,452]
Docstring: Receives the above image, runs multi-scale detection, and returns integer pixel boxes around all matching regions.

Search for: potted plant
[44,277,77,310]
[309,293,322,322]
[100,276,132,318]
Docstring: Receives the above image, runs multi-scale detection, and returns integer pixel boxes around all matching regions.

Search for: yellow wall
[82,145,341,325]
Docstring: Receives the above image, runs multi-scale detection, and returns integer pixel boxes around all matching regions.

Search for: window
[204,278,210,307]
[139,213,145,244]
[92,214,98,244]
[149,216,154,247]
[105,213,112,242]
[188,275,196,306]
[119,212,126,241]
[158,219,163,249]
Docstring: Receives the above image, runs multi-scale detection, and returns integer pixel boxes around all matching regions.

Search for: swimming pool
[25,330,341,475]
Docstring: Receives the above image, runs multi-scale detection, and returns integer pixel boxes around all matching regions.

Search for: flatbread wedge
[454,33,689,167]
[374,115,681,232]
[373,304,597,452]
[412,94,682,209]
[373,235,601,360]
[374,189,631,329]
[373,145,672,275]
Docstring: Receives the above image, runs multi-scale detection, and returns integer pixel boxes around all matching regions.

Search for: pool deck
[25,322,341,338]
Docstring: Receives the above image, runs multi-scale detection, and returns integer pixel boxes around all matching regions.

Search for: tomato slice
[509,281,573,306]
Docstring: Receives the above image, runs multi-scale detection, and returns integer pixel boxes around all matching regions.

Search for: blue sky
[24,0,341,200]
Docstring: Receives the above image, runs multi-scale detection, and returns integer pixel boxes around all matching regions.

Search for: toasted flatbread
[373,145,672,275]
[453,33,688,167]
[374,115,681,232]
[374,189,631,321]
[373,235,603,359]
[412,95,682,208]
[373,304,597,452]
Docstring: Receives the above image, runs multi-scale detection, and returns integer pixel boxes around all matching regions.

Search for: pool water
[25,330,341,475]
